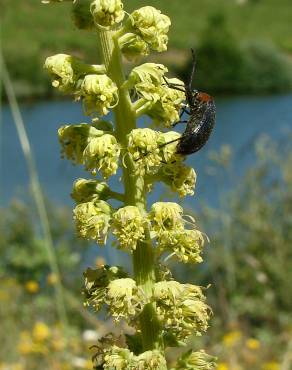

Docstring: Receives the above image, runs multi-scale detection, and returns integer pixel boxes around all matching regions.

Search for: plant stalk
[97,28,165,354]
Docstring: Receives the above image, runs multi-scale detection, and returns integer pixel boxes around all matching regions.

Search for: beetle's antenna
[189,48,196,90]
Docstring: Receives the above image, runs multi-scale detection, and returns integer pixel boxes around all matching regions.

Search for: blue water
[1,95,292,209]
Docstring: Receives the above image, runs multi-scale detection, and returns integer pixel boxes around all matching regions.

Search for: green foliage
[241,42,292,93]
[2,0,292,98]
[178,12,292,95]
[0,200,97,367]
[0,200,84,286]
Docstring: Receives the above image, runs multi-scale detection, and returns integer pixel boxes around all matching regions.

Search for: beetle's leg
[180,106,190,117]
[172,120,188,127]
[171,106,190,127]
[134,137,182,162]
[162,75,186,92]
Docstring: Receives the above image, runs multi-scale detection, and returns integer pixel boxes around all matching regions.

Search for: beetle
[161,48,216,156]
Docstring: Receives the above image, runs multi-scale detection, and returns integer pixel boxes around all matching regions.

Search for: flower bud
[71,178,111,203]
[83,266,127,311]
[79,74,119,115]
[58,124,103,164]
[112,206,145,251]
[73,200,112,244]
[127,128,162,175]
[83,134,120,178]
[175,349,217,370]
[118,33,149,61]
[128,6,171,52]
[158,162,197,197]
[90,0,124,28]
[44,54,105,93]
[106,278,145,321]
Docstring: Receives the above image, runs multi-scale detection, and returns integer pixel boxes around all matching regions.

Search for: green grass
[2,0,292,97]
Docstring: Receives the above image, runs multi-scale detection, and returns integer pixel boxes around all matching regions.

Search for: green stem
[108,189,125,202]
[97,29,165,354]
[136,101,152,118]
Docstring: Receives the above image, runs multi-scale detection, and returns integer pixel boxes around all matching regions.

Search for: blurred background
[1,0,292,369]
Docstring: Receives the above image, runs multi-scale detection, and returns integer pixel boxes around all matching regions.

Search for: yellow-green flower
[149,202,204,263]
[136,350,167,369]
[158,162,196,197]
[161,229,205,264]
[118,33,149,61]
[149,202,184,235]
[73,200,112,244]
[90,0,124,28]
[154,281,210,341]
[79,74,119,115]
[127,128,162,175]
[112,206,146,251]
[106,278,145,321]
[175,349,217,369]
[124,63,168,102]
[83,266,127,311]
[44,54,104,93]
[147,78,185,127]
[157,131,182,163]
[128,6,171,52]
[83,134,120,178]
[103,346,134,370]
[58,123,103,164]
[123,65,185,127]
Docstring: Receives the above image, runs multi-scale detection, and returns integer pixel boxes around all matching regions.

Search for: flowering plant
[43,1,216,368]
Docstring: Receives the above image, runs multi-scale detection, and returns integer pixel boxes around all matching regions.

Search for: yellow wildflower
[217,363,229,370]
[262,362,280,370]
[47,273,58,285]
[18,331,33,355]
[32,322,51,342]
[25,280,39,294]
[246,338,261,350]
[222,330,242,347]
